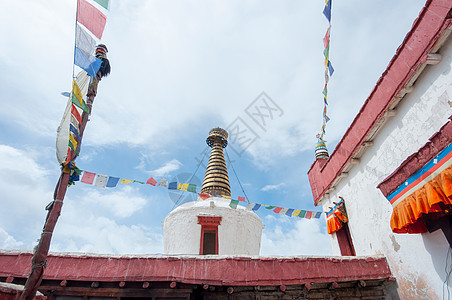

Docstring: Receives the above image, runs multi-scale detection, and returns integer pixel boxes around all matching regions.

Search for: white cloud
[52,202,163,254]
[148,159,182,177]
[261,183,286,192]
[0,228,24,249]
[81,186,148,218]
[260,217,332,256]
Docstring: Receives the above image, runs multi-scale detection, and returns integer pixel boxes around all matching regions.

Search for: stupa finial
[315,135,329,159]
[201,127,231,197]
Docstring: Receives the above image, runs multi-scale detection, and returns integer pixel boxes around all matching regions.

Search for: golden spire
[201,127,231,197]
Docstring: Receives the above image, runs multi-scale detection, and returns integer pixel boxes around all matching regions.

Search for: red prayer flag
[323,27,330,48]
[81,171,96,184]
[146,177,157,186]
[273,207,283,214]
[71,104,82,124]
[238,196,246,202]
[77,0,107,39]
[198,193,210,200]
[305,211,312,219]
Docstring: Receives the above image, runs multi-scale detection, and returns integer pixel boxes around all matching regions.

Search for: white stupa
[162,127,264,255]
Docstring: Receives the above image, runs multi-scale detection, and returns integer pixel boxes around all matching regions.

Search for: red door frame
[198,216,222,255]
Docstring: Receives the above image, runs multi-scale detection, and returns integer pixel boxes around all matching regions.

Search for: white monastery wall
[320,39,452,299]
[163,197,263,255]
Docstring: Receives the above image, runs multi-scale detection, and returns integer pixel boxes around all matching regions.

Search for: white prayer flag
[157,178,168,188]
[94,174,108,188]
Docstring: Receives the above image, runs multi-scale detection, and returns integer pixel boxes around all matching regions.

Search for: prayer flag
[168,182,177,190]
[279,208,289,215]
[265,206,276,210]
[71,104,82,124]
[75,24,96,61]
[68,135,78,152]
[285,208,294,216]
[93,0,109,10]
[324,70,329,83]
[246,203,254,210]
[292,209,301,217]
[77,0,107,39]
[229,199,239,209]
[325,115,330,123]
[322,84,327,96]
[94,174,108,188]
[146,177,157,186]
[273,207,282,214]
[323,44,329,60]
[323,0,332,23]
[133,180,145,184]
[69,124,81,142]
[187,184,197,193]
[299,210,307,218]
[252,204,261,211]
[238,196,246,202]
[74,46,102,77]
[323,27,330,48]
[314,211,322,218]
[222,195,231,199]
[305,211,313,219]
[157,178,168,188]
[106,176,119,187]
[72,80,84,105]
[324,96,328,105]
[71,93,89,114]
[120,178,132,184]
[198,193,210,200]
[178,183,189,191]
[81,171,96,184]
[328,60,334,76]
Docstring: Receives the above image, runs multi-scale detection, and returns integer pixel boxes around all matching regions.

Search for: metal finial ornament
[315,138,329,159]
[201,127,231,197]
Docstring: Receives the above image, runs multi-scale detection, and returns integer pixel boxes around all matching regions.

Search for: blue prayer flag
[69,124,81,141]
[328,60,334,76]
[168,182,178,190]
[285,209,294,216]
[252,204,261,211]
[314,211,322,218]
[106,176,120,188]
[74,46,102,77]
[323,0,332,22]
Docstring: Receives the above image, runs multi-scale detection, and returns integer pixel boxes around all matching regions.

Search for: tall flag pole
[21,1,110,299]
[317,0,334,149]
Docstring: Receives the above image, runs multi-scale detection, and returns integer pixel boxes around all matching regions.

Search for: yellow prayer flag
[72,80,84,106]
[68,134,78,149]
[178,183,189,191]
[292,209,301,217]
[222,195,231,199]
[120,179,132,184]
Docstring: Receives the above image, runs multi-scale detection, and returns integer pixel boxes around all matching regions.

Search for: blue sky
[0,0,424,255]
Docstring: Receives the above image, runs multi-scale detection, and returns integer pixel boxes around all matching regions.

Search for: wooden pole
[21,80,98,300]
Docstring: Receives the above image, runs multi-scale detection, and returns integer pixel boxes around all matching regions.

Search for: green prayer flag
[323,44,329,58]
[93,0,109,10]
[265,206,276,210]
[229,199,239,209]
[299,210,307,218]
[68,140,79,155]
[133,180,145,184]
[187,184,197,193]
[71,94,90,114]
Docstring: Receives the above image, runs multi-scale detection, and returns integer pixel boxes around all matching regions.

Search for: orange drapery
[391,164,452,233]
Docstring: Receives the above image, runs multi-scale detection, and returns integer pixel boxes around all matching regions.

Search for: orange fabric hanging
[327,214,343,234]
[391,164,452,233]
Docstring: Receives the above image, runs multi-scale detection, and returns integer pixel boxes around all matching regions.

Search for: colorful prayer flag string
[318,0,333,142]
[77,169,321,220]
